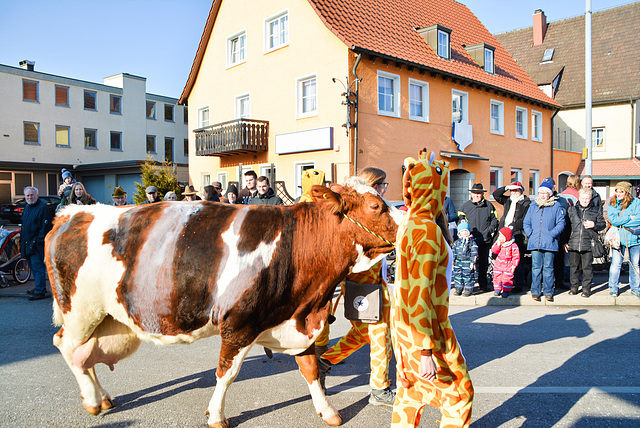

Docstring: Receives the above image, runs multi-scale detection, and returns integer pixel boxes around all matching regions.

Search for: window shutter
[56,86,68,105]
[23,81,38,101]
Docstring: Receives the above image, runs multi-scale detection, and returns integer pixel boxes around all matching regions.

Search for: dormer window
[416,24,451,60]
[542,48,555,62]
[465,43,495,74]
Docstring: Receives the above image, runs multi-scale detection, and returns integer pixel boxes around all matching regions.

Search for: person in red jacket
[491,227,520,298]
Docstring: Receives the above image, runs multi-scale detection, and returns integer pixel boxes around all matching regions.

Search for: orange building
[180,0,561,210]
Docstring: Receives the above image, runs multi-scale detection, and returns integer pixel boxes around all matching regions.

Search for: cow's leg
[295,346,342,426]
[206,341,254,428]
[88,367,114,410]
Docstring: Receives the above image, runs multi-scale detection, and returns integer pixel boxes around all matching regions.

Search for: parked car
[0,195,61,224]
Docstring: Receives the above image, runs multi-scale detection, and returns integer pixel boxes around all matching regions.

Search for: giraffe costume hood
[391,150,474,427]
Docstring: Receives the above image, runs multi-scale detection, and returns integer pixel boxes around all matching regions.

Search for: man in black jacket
[458,183,498,291]
[21,187,52,300]
[249,176,283,205]
[493,181,531,291]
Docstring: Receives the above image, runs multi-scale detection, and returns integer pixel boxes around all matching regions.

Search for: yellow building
[180,0,560,209]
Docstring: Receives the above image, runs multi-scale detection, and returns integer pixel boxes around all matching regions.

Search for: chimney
[533,10,547,46]
[19,60,35,71]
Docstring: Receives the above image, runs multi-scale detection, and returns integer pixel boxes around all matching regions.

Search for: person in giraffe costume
[391,150,474,427]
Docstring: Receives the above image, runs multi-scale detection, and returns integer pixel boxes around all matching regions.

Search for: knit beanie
[226,184,238,197]
[61,168,73,180]
[458,222,470,233]
[538,181,553,195]
[615,181,632,195]
[499,227,512,241]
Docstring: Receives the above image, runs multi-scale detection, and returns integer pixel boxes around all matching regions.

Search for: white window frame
[516,106,528,139]
[202,174,211,186]
[296,74,317,119]
[217,172,228,191]
[227,30,247,67]
[490,100,504,135]
[294,161,316,198]
[511,168,523,185]
[264,10,289,53]
[377,70,401,118]
[408,78,429,122]
[532,110,543,142]
[529,170,540,197]
[259,163,277,179]
[198,106,210,128]
[489,166,503,199]
[437,30,450,59]
[452,89,468,124]
[235,94,251,119]
[592,127,605,151]
[484,48,494,74]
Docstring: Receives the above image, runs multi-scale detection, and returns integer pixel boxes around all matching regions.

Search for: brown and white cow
[46,181,401,428]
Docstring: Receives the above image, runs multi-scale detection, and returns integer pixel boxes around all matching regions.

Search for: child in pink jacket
[491,227,520,298]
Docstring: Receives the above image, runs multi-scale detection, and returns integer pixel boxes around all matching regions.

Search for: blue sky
[0,0,633,98]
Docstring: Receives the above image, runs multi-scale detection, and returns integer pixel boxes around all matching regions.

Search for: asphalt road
[1,296,639,427]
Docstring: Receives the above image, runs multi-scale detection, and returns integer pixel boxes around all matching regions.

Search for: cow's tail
[52,302,63,326]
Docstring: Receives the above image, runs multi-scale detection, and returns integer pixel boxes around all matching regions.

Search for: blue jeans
[609,245,640,294]
[27,253,47,295]
[531,250,555,297]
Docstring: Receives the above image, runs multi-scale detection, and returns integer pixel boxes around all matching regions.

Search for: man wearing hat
[182,184,201,202]
[111,186,128,206]
[493,181,531,291]
[140,186,162,204]
[458,183,498,292]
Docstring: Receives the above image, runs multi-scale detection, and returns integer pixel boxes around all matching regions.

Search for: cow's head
[311,180,401,273]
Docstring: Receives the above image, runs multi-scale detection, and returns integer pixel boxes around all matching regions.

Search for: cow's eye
[370,203,380,210]
[435,166,443,175]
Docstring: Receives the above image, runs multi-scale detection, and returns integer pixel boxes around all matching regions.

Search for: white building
[0,61,189,205]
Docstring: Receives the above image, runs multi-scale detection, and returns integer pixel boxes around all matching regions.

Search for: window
[22,80,38,102]
[183,107,188,124]
[516,107,528,139]
[542,48,555,62]
[532,111,542,142]
[484,48,494,74]
[490,100,504,135]
[489,167,503,197]
[377,71,401,117]
[24,122,39,145]
[55,126,70,148]
[592,128,605,151]
[511,169,522,185]
[217,172,228,191]
[452,90,468,123]
[409,79,429,122]
[227,31,246,66]
[165,138,173,163]
[260,164,276,182]
[146,101,156,119]
[110,95,121,114]
[202,174,211,186]
[15,173,32,194]
[437,29,450,59]
[55,85,69,107]
[84,90,97,110]
[294,161,315,198]
[84,129,97,149]
[529,170,540,196]
[146,135,156,154]
[184,139,189,156]
[110,131,122,151]
[235,95,251,119]
[297,75,317,118]
[198,107,210,128]
[265,11,288,52]
[164,104,174,122]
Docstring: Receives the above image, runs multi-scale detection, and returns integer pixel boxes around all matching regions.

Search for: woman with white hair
[523,181,566,302]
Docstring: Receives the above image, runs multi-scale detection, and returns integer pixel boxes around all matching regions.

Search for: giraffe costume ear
[402,156,417,207]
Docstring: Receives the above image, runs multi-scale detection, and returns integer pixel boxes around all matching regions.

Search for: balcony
[195,118,269,157]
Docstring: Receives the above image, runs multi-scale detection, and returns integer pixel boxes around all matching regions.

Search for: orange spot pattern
[391,153,474,427]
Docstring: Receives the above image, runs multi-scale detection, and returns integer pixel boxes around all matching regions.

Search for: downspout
[352,53,362,176]
[631,98,636,158]
[550,108,559,178]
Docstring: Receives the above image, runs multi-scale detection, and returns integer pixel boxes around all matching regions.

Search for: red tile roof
[577,158,640,178]
[307,0,560,108]
[180,0,560,108]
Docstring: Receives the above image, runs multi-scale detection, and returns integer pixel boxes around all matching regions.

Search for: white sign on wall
[275,127,333,155]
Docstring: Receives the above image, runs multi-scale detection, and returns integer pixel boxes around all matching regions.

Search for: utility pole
[585,0,593,175]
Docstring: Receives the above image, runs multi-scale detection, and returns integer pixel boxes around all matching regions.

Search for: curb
[450,292,640,307]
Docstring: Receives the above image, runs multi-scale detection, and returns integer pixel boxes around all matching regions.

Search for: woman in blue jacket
[523,181,566,301]
[607,181,640,298]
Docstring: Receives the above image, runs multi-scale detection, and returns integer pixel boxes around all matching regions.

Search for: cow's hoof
[208,418,229,428]
[83,402,102,416]
[101,396,114,410]
[322,413,342,426]
[205,409,209,416]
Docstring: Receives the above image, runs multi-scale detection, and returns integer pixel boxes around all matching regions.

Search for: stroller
[0,227,31,287]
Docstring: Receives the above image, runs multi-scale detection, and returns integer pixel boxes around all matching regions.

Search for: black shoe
[532,294,541,302]
[453,288,462,296]
[28,293,47,301]
[26,289,36,295]
[545,295,554,302]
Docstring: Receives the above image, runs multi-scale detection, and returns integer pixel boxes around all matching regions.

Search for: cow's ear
[311,185,342,214]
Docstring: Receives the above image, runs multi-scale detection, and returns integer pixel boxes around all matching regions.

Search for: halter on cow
[46,180,401,427]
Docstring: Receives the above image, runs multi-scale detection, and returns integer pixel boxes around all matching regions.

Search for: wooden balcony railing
[194,118,269,157]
